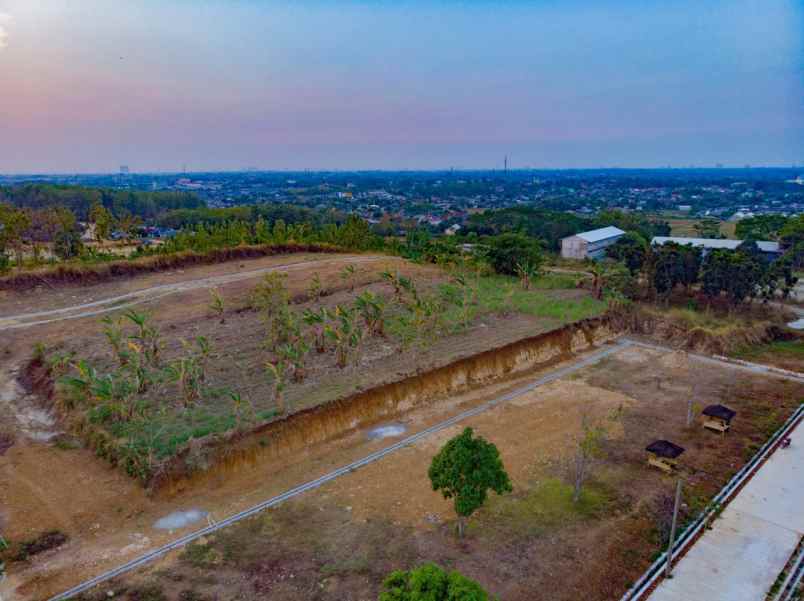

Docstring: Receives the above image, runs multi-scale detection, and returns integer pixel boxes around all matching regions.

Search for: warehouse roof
[651,237,781,254]
[570,226,626,243]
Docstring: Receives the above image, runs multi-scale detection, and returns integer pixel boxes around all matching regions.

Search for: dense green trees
[700,244,797,306]
[693,217,723,239]
[463,207,589,251]
[605,232,648,274]
[379,564,495,601]
[649,243,702,301]
[428,427,512,538]
[484,233,543,277]
[0,184,202,220]
[0,203,31,269]
[594,209,670,239]
[700,249,762,306]
[735,215,788,240]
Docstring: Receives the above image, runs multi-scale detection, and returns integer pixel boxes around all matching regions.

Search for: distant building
[444,224,462,236]
[561,226,625,260]
[677,205,692,212]
[729,209,755,221]
[651,236,782,260]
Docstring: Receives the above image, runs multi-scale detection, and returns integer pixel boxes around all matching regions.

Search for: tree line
[0,184,203,220]
[461,207,671,251]
[606,232,799,307]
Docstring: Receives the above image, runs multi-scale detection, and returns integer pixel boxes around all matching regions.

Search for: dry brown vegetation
[613,303,793,355]
[29,263,605,490]
[2,251,801,601]
[0,243,340,291]
[66,345,804,601]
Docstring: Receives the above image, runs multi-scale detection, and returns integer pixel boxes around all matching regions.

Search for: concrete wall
[561,236,588,259]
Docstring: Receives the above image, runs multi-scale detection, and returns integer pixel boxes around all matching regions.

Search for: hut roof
[646,440,685,459]
[702,404,736,422]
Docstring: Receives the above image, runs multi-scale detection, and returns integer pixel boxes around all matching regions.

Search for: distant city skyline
[1,0,802,173]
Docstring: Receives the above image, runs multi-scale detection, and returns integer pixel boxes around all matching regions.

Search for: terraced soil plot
[1,254,608,599]
[40,343,803,601]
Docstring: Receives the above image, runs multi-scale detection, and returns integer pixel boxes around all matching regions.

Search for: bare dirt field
[0,252,609,598]
[3,340,802,601]
[0,252,378,329]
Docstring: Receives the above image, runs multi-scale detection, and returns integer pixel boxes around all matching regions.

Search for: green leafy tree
[694,217,723,239]
[336,214,375,250]
[89,202,114,242]
[428,427,512,538]
[0,203,31,269]
[649,242,700,302]
[701,249,763,306]
[595,209,670,239]
[485,233,543,277]
[590,260,636,302]
[735,215,788,240]
[605,232,648,275]
[379,563,495,601]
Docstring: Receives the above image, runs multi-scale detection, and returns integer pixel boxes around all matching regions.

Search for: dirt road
[0,255,384,331]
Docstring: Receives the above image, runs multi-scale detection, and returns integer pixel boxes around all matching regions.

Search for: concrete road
[649,421,804,601]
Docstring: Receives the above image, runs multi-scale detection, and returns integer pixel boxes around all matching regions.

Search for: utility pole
[665,478,683,578]
[504,155,508,173]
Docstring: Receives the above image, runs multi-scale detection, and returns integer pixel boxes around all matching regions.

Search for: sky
[0,0,802,173]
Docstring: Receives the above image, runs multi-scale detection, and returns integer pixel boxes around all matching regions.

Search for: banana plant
[164,337,211,408]
[324,305,363,368]
[101,316,128,366]
[515,260,540,290]
[123,309,162,367]
[265,359,288,415]
[302,307,330,353]
[276,338,310,383]
[354,291,386,337]
[340,264,357,292]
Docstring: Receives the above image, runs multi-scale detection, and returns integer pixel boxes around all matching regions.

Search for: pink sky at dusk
[1,0,802,172]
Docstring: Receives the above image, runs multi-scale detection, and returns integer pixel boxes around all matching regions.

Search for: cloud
[0,12,12,50]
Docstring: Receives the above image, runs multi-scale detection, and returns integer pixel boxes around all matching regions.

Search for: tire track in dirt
[0,255,384,331]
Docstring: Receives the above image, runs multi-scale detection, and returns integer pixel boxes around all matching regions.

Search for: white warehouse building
[561,226,626,260]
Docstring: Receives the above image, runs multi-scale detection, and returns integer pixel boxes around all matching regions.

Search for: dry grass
[69,347,804,601]
[0,243,341,291]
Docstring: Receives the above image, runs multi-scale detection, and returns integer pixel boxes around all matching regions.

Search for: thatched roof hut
[646,440,685,473]
[702,404,736,433]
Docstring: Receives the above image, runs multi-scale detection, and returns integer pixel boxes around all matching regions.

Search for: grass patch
[320,556,372,576]
[661,307,750,332]
[441,273,605,326]
[488,477,613,536]
[733,340,804,363]
[181,541,221,569]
